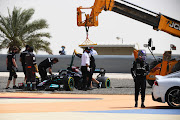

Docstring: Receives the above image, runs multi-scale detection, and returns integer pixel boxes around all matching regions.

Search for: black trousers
[134,76,146,103]
[81,66,90,88]
[38,66,47,81]
[87,67,95,87]
[26,66,36,89]
[22,65,26,76]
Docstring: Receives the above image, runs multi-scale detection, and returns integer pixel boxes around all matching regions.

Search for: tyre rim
[105,78,110,88]
[168,89,180,107]
[68,77,74,91]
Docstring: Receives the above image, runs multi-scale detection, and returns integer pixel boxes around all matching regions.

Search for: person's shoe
[134,102,138,107]
[83,88,87,91]
[82,86,87,91]
[32,85,37,91]
[87,87,93,90]
[78,87,82,90]
[141,103,145,108]
[31,88,37,91]
[82,85,87,91]
[26,84,31,91]
[13,85,18,89]
[5,87,10,89]
[97,82,102,88]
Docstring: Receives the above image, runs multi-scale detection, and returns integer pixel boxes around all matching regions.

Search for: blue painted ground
[81,109,180,115]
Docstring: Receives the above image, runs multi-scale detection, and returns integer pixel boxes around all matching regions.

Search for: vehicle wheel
[166,87,180,108]
[147,80,154,87]
[171,62,180,73]
[97,77,110,88]
[63,76,74,91]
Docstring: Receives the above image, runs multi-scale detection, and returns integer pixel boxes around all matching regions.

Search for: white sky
[0,0,180,55]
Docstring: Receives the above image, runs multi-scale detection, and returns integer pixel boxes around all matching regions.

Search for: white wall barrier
[0,54,173,73]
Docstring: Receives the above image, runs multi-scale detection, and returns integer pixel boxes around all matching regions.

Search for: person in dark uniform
[20,45,30,82]
[38,58,59,81]
[131,50,149,108]
[88,53,101,89]
[6,46,19,89]
[25,47,38,90]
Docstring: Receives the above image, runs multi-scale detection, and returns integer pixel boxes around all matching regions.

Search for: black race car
[17,74,74,91]
[36,73,74,91]
[36,52,111,91]
[18,52,110,91]
[36,66,110,91]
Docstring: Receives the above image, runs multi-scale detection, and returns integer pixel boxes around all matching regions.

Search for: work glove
[87,67,90,72]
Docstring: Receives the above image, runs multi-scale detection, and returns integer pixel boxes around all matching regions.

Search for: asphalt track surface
[0,76,153,94]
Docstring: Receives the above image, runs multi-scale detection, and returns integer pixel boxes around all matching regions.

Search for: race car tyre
[166,87,180,108]
[147,80,154,87]
[171,62,180,73]
[63,76,74,91]
[97,77,110,88]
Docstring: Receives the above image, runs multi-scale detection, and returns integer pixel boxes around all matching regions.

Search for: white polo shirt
[81,51,90,66]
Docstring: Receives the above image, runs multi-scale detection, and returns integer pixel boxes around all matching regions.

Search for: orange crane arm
[77,0,114,26]
[77,0,180,38]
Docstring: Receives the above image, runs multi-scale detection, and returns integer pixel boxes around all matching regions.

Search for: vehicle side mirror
[148,38,152,47]
[170,44,176,50]
[151,47,155,51]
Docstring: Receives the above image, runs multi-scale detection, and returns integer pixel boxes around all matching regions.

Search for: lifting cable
[85,23,89,40]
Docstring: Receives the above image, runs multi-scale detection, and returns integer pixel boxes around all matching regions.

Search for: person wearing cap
[6,46,19,89]
[20,45,30,82]
[131,50,149,108]
[81,47,91,90]
[59,46,66,55]
[90,47,98,55]
[25,47,38,90]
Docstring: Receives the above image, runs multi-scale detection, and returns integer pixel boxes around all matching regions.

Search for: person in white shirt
[74,49,101,89]
[90,47,98,55]
[81,47,91,91]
